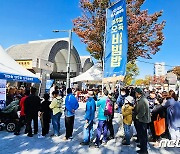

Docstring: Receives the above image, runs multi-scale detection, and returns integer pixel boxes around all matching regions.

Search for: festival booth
[70,63,102,84]
[70,63,102,102]
[0,46,40,109]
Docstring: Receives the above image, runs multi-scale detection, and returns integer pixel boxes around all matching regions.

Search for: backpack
[104,98,113,116]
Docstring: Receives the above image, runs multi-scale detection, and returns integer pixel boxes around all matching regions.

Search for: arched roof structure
[6,38,82,74]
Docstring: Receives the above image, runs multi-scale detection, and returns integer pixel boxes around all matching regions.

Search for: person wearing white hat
[122,96,134,145]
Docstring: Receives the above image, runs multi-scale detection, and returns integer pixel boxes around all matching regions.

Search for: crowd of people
[3,84,180,154]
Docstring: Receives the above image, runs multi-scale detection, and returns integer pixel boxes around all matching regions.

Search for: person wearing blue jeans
[52,112,62,136]
[49,90,64,137]
[83,121,94,144]
[80,91,96,145]
[121,96,134,145]
[123,124,131,144]
[93,89,108,148]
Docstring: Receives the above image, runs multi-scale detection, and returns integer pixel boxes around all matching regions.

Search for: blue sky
[0,0,179,78]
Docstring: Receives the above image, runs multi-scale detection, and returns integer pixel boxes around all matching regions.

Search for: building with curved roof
[80,56,94,73]
[7,38,93,95]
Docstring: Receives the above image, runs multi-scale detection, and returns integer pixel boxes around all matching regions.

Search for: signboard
[38,59,54,71]
[16,60,33,69]
[0,73,40,83]
[0,79,6,109]
[166,72,177,85]
[104,0,128,81]
[45,79,54,93]
[50,72,76,79]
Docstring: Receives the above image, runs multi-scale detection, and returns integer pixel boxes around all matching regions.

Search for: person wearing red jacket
[14,89,30,135]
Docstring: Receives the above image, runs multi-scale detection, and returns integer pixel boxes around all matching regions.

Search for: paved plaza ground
[0,103,179,154]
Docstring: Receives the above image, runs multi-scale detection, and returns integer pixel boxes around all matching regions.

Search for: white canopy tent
[70,63,102,84]
[0,46,40,83]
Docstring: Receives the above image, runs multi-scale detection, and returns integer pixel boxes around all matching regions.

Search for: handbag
[153,114,165,136]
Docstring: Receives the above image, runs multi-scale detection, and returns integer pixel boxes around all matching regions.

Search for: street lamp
[52,29,72,91]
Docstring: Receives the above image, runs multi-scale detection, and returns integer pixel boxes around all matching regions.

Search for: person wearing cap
[122,96,134,145]
[134,88,151,154]
[80,91,96,145]
[93,89,109,148]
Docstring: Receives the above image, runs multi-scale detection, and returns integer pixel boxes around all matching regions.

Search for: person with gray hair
[134,88,151,154]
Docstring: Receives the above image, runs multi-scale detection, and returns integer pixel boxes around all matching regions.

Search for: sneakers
[63,137,69,141]
[24,130,28,134]
[136,150,148,154]
[94,143,100,148]
[107,136,114,140]
[69,136,73,139]
[80,142,89,145]
[14,132,20,135]
[27,134,33,137]
[51,134,59,137]
[102,141,107,146]
[38,135,45,139]
[122,140,130,145]
[89,142,99,148]
[137,144,141,148]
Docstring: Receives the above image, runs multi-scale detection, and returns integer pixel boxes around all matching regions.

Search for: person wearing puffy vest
[122,96,134,145]
[49,90,63,137]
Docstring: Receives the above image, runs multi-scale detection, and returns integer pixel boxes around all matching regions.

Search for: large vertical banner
[0,79,6,109]
[104,0,128,82]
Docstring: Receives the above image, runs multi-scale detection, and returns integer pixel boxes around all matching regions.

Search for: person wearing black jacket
[24,87,41,137]
[38,93,51,138]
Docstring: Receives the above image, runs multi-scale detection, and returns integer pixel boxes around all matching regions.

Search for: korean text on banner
[104,0,128,79]
[0,79,6,109]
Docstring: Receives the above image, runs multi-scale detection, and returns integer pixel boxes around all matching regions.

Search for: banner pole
[102,7,108,92]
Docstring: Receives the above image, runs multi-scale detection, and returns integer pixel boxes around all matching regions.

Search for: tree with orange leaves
[173,66,180,79]
[73,0,165,62]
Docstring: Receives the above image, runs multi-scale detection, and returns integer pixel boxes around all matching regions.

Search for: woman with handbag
[150,96,166,142]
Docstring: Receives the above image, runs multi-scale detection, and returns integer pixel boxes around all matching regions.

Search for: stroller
[0,100,19,132]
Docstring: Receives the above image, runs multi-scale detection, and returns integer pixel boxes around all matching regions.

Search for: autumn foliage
[73,0,165,61]
[173,66,180,79]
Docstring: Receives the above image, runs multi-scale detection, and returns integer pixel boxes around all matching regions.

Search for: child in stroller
[0,99,20,132]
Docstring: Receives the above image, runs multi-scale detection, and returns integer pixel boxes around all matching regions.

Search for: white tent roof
[71,63,102,84]
[0,45,40,83]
